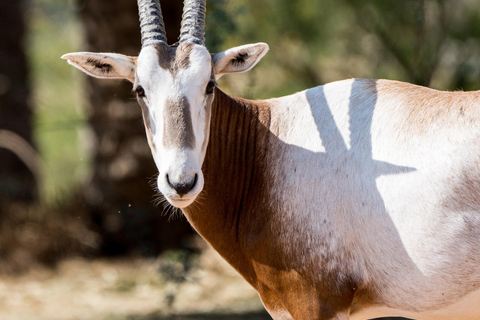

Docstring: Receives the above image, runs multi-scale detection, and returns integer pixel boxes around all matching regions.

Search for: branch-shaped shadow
[200,79,420,318]
[302,79,417,318]
[306,79,416,184]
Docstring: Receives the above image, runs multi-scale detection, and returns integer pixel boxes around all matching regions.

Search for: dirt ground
[0,239,271,320]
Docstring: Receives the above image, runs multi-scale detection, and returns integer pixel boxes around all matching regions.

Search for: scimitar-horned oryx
[62,0,480,319]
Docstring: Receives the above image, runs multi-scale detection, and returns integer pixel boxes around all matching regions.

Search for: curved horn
[137,0,168,47]
[179,0,207,45]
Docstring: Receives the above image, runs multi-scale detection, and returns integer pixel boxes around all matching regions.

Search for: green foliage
[207,0,480,98]
[206,0,240,51]
[26,0,480,203]
[344,0,446,86]
[28,0,88,202]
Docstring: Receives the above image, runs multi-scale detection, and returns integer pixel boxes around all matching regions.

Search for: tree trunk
[78,0,192,255]
[0,0,37,206]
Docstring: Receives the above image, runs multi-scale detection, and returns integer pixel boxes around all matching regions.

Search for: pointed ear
[212,43,269,80]
[61,52,137,83]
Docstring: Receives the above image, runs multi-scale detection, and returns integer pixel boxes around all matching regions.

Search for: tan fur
[375,80,480,134]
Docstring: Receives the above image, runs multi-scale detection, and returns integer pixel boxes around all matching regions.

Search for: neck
[182,88,274,285]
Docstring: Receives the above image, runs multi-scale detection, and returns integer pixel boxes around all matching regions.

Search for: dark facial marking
[232,51,249,66]
[201,65,216,152]
[163,96,196,149]
[137,97,157,153]
[149,42,204,150]
[174,42,195,73]
[154,42,195,76]
[86,57,112,73]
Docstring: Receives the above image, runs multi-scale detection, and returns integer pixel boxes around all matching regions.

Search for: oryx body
[62,1,480,319]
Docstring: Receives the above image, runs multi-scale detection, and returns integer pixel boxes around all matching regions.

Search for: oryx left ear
[61,52,137,83]
[212,43,269,80]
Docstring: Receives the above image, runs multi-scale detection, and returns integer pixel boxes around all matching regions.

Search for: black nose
[166,174,198,197]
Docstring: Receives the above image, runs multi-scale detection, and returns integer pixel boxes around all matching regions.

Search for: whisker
[168,207,183,222]
[151,189,165,207]
[188,200,201,215]
[162,201,174,217]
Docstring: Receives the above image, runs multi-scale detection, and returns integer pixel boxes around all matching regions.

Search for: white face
[135,43,216,208]
[62,41,269,209]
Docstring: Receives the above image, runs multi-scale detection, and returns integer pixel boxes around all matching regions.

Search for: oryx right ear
[61,52,137,83]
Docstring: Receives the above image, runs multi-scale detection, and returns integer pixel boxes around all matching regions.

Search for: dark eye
[135,85,146,97]
[206,81,216,95]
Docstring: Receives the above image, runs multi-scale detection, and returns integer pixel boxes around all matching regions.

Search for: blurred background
[0,0,479,319]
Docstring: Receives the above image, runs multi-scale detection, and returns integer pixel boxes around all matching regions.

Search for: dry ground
[0,239,271,320]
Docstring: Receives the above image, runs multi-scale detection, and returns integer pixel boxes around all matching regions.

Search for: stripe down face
[135,42,215,208]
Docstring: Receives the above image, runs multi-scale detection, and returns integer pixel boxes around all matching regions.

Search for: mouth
[157,169,204,209]
[165,196,196,209]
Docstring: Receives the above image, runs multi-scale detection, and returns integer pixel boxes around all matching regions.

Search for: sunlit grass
[27,1,89,203]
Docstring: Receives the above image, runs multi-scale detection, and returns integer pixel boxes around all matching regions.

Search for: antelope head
[62,0,269,208]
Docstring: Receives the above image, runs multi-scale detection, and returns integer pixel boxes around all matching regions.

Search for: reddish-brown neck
[182,89,358,317]
[182,88,274,285]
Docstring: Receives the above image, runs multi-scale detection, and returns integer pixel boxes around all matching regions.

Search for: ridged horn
[179,0,207,45]
[137,0,168,47]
